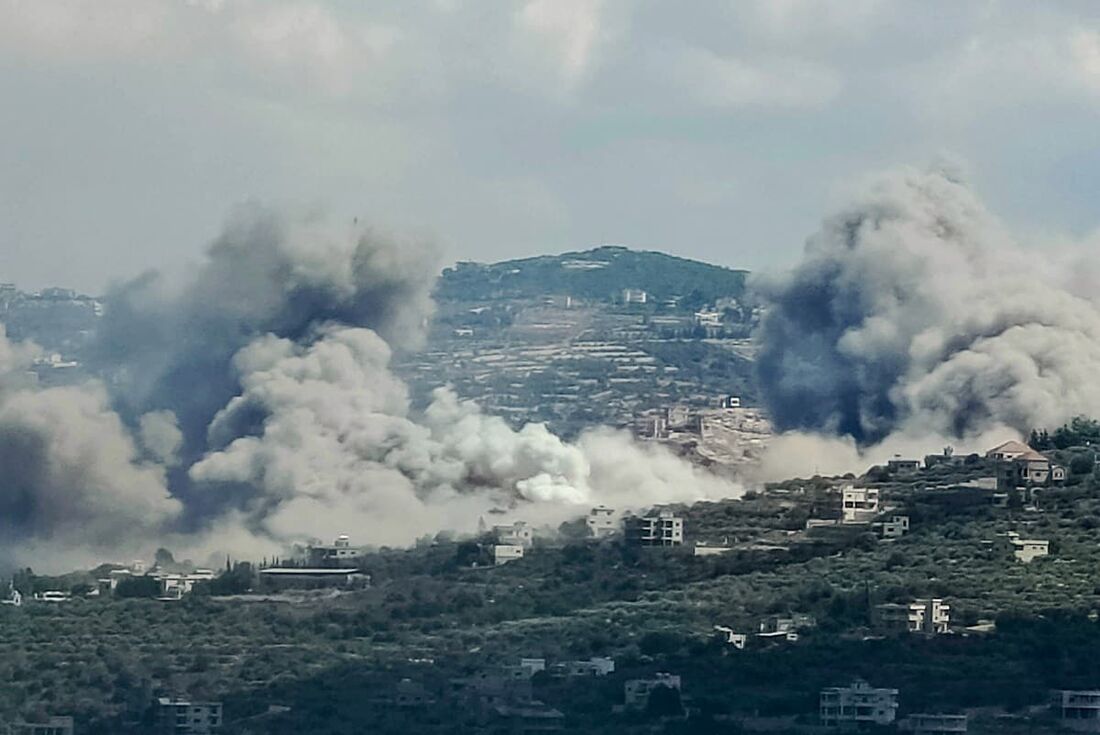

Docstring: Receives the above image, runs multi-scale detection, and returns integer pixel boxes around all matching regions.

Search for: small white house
[1010,536,1049,563]
[493,545,525,566]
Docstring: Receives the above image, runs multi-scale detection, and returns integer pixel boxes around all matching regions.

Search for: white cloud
[674,46,842,110]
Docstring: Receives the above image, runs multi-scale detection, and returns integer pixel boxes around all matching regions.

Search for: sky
[2,0,1100,293]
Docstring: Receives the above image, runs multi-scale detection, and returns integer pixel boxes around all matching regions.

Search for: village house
[759,614,816,641]
[489,703,565,734]
[887,458,921,474]
[493,545,525,566]
[874,599,950,635]
[624,673,681,711]
[257,567,370,590]
[1055,690,1100,732]
[714,626,748,649]
[494,522,534,548]
[305,534,366,567]
[1008,533,1050,563]
[820,679,899,728]
[841,486,880,524]
[624,510,684,546]
[876,515,911,539]
[155,697,222,734]
[1,582,21,607]
[585,506,618,538]
[989,441,1066,489]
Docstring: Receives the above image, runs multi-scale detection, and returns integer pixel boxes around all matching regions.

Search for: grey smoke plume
[755,165,1100,445]
[2,208,737,570]
[0,326,180,567]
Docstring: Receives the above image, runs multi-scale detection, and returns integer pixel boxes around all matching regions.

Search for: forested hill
[436,245,749,304]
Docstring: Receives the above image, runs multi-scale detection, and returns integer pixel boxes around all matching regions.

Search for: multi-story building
[155,697,222,734]
[877,515,911,539]
[585,506,618,538]
[874,599,950,635]
[820,679,899,727]
[624,673,681,711]
[306,535,365,567]
[841,486,880,524]
[1055,690,1100,732]
[494,522,534,549]
[624,511,684,546]
[899,713,968,733]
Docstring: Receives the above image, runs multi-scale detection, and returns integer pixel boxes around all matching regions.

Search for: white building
[899,714,968,733]
[1,583,21,607]
[493,545,525,566]
[624,511,684,546]
[156,697,223,734]
[874,599,950,634]
[820,679,898,727]
[621,288,648,304]
[1010,535,1049,563]
[624,673,681,711]
[494,522,534,548]
[841,486,880,524]
[714,626,747,649]
[306,535,366,566]
[586,506,618,538]
[693,310,722,328]
[1056,690,1100,732]
[158,570,217,600]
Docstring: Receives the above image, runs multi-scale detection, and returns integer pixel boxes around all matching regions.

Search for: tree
[646,685,684,717]
[115,576,159,598]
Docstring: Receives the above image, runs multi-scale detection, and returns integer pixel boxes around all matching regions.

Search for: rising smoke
[755,165,1100,450]
[1,207,737,571]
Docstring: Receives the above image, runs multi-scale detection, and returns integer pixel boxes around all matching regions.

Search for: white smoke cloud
[188,324,738,550]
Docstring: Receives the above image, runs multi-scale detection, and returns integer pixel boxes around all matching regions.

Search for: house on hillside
[887,458,921,474]
[874,599,950,635]
[986,440,1032,461]
[585,506,618,538]
[8,716,75,735]
[494,522,533,548]
[1054,690,1100,732]
[989,441,1066,491]
[624,511,684,546]
[820,679,899,728]
[841,486,880,524]
[899,713,968,733]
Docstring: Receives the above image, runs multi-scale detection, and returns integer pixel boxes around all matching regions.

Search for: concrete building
[621,288,648,304]
[759,614,816,637]
[489,703,564,734]
[155,697,222,734]
[305,535,365,567]
[624,511,684,546]
[874,599,950,635]
[887,458,921,474]
[986,440,1032,461]
[841,486,880,524]
[899,714,968,733]
[585,506,618,538]
[157,570,216,600]
[820,679,899,727]
[714,626,748,649]
[877,515,911,539]
[494,522,534,548]
[1056,690,1100,732]
[493,545,525,566]
[8,717,75,735]
[1009,535,1049,563]
[624,673,681,711]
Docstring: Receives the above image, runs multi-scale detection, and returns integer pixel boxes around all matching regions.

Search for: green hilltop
[436,245,749,304]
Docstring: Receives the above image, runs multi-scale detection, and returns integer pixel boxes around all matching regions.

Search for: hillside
[436,245,749,304]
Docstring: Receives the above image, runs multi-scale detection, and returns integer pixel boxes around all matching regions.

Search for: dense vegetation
[6,454,1100,733]
[436,245,749,305]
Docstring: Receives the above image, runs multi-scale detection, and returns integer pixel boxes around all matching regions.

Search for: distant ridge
[437,245,748,303]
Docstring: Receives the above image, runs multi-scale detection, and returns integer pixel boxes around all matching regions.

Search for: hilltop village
[6,251,1100,733]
